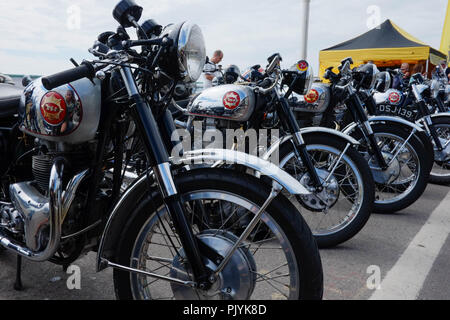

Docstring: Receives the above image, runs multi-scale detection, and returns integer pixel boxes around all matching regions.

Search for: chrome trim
[0,161,89,261]
[180,149,311,195]
[154,162,177,197]
[120,67,139,96]
[294,132,305,145]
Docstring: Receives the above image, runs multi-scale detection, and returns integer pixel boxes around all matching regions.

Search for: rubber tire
[427,117,450,185]
[113,168,324,300]
[279,133,375,248]
[349,124,430,213]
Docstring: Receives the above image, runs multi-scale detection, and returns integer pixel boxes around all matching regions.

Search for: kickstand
[14,255,23,291]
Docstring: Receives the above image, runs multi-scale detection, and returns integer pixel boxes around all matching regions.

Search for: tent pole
[300,0,311,60]
[426,59,429,77]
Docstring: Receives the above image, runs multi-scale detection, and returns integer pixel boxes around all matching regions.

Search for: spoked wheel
[113,169,323,300]
[279,134,374,248]
[428,118,450,185]
[350,124,429,213]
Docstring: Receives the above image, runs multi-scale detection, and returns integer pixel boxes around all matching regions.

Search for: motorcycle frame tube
[119,66,210,285]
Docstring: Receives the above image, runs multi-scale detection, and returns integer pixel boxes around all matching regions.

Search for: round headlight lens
[177,22,206,82]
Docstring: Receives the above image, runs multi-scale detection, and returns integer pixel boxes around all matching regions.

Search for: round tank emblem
[40,92,67,125]
[388,92,401,104]
[296,60,309,72]
[305,89,319,103]
[223,91,241,110]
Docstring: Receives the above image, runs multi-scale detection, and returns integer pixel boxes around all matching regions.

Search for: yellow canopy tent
[319,19,447,79]
[441,1,450,60]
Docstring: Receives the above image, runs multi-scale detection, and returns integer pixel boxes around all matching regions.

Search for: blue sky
[0,0,447,76]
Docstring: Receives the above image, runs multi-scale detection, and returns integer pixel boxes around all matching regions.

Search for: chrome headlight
[303,65,314,95]
[177,22,206,83]
[283,60,314,95]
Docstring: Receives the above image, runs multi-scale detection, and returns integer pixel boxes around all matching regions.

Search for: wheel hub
[297,169,340,211]
[369,152,401,184]
[434,137,450,163]
[169,230,257,300]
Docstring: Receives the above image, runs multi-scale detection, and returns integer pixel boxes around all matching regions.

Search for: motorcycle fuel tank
[373,89,404,106]
[188,84,255,122]
[19,77,101,144]
[289,82,331,113]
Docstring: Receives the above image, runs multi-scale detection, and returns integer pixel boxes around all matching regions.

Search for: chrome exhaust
[0,158,89,262]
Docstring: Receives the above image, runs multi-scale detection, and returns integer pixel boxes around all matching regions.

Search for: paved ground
[0,182,449,300]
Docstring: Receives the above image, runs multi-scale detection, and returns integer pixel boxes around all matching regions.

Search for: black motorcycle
[0,0,323,300]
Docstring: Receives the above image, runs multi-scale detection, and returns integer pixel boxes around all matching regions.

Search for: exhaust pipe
[0,158,89,262]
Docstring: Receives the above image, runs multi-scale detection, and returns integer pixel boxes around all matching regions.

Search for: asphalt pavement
[0,182,449,300]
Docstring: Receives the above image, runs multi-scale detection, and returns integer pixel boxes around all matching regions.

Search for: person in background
[392,62,411,89]
[412,63,426,77]
[203,50,223,89]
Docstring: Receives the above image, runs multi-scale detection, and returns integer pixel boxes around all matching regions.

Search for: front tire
[350,124,430,213]
[279,134,374,248]
[113,168,323,300]
[427,117,450,185]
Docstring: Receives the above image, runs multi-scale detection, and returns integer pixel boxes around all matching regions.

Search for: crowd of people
[391,60,450,89]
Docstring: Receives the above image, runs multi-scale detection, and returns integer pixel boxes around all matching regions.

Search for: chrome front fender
[430,112,450,120]
[343,115,425,135]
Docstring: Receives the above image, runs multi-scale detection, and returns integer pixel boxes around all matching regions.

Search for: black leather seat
[0,83,21,117]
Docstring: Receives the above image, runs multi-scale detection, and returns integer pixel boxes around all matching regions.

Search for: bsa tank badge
[40,92,67,126]
[296,60,309,72]
[388,92,401,104]
[223,91,241,110]
[305,89,319,104]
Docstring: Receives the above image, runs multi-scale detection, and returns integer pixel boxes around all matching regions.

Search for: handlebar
[41,62,96,90]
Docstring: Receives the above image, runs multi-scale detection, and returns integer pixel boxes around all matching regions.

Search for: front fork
[277,98,323,188]
[345,92,389,170]
[120,67,211,287]
[412,84,444,151]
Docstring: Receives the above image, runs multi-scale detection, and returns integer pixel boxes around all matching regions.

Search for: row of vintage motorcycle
[0,0,448,300]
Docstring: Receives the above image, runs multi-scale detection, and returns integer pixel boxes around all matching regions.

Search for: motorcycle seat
[0,83,21,117]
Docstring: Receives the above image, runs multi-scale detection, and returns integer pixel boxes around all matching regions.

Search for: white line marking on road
[370,190,450,300]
